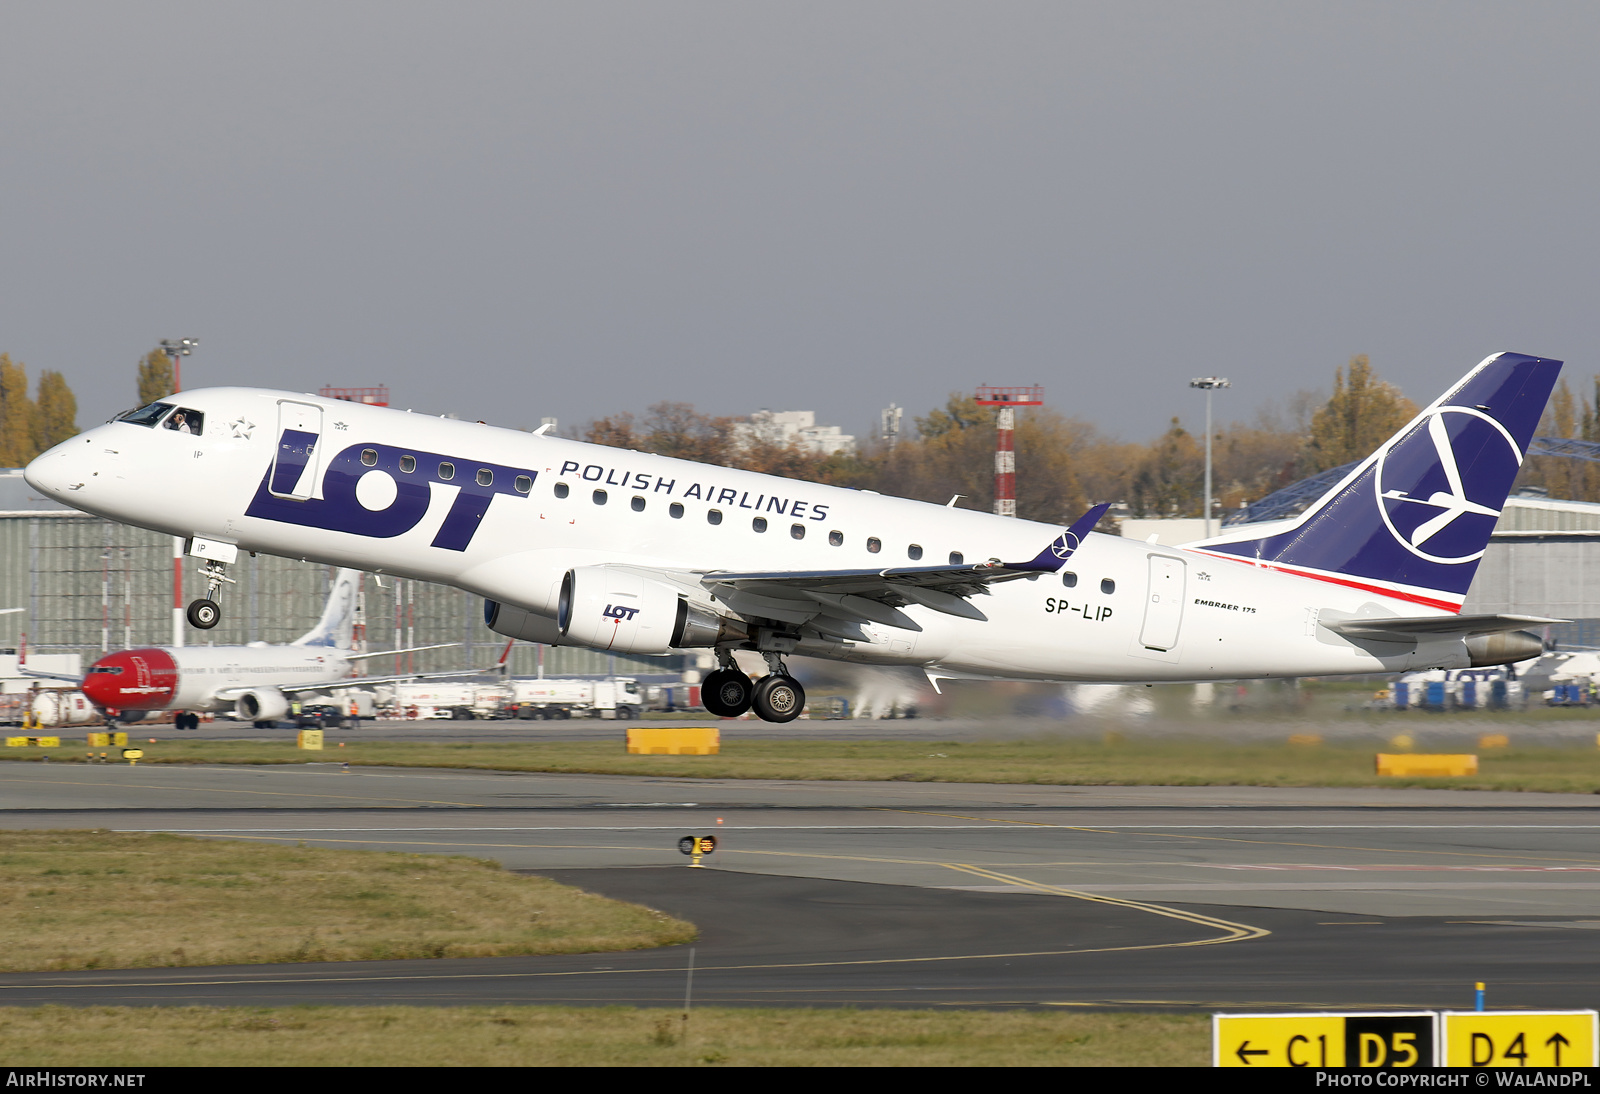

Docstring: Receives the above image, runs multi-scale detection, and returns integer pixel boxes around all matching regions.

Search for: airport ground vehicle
[508,676,644,719]
[378,680,513,720]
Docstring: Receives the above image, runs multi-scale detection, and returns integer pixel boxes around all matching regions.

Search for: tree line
[0,347,183,468]
[581,355,1428,525]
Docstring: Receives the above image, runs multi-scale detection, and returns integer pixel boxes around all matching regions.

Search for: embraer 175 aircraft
[25,569,456,727]
[23,352,1563,723]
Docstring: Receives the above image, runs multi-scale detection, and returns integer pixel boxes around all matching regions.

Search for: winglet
[1008,503,1111,572]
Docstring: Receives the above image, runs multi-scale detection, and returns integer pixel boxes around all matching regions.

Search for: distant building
[733,410,856,457]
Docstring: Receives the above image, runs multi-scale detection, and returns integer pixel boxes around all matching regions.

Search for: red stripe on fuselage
[1188,550,1463,614]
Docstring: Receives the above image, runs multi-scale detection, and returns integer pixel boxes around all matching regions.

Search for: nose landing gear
[186,559,235,631]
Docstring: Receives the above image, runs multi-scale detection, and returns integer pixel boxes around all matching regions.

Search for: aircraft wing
[213,667,484,701]
[1322,614,1565,641]
[343,643,458,663]
[701,504,1109,631]
[16,667,84,684]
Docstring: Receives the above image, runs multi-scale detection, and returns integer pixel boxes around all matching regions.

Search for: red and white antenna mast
[973,385,1043,517]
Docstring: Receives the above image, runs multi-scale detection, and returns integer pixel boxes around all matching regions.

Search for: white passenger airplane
[23,351,1563,723]
[24,569,459,727]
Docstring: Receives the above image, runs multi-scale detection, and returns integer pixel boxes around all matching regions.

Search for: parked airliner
[25,569,460,727]
[23,352,1563,723]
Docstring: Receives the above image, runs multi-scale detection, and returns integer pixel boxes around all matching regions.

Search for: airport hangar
[7,466,1600,673]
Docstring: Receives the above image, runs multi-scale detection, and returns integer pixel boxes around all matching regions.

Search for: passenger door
[269,400,323,499]
[1139,555,1186,651]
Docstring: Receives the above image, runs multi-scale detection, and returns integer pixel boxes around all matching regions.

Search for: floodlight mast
[973,385,1044,517]
[159,338,198,393]
[158,338,198,647]
[1189,377,1230,538]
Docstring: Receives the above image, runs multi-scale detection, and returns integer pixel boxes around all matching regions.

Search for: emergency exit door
[1140,555,1186,651]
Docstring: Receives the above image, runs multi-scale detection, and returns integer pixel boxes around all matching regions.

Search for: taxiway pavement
[0,761,1595,1010]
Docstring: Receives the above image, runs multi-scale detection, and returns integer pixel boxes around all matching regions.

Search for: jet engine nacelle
[1466,630,1544,668]
[483,600,577,645]
[558,565,726,654]
[234,688,289,723]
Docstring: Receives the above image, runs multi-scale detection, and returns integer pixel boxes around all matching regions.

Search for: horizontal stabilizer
[1322,613,1564,641]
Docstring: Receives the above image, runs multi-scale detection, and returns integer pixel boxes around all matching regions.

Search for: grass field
[0,831,693,970]
[0,1006,1210,1067]
[6,735,1599,792]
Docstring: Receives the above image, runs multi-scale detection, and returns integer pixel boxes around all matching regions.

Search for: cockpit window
[163,408,204,435]
[114,402,174,428]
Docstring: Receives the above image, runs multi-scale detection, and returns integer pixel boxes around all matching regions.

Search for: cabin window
[829,531,843,547]
[554,482,569,498]
[592,489,607,505]
[867,537,881,554]
[708,509,723,525]
[907,544,923,561]
[399,455,416,474]
[949,552,963,565]
[163,408,204,435]
[513,475,532,493]
[1062,571,1078,588]
[361,449,378,467]
[752,517,768,532]
[438,462,455,480]
[669,502,684,518]
[114,402,174,428]
[791,524,805,540]
[631,496,646,512]
[476,468,493,487]
[1100,578,1115,594]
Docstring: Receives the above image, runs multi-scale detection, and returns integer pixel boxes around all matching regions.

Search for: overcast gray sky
[3,2,1597,443]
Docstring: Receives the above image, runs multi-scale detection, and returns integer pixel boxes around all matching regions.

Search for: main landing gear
[186,560,235,631]
[701,652,805,723]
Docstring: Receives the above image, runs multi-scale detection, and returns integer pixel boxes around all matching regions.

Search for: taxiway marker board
[1214,1012,1437,1068]
[1441,1011,1597,1068]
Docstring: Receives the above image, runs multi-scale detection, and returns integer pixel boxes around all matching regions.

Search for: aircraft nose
[23,437,90,501]
[80,653,130,708]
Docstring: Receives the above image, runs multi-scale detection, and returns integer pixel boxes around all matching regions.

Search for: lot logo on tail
[1376,407,1521,566]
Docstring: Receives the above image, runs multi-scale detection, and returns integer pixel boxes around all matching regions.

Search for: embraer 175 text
[24,352,1563,723]
[24,569,458,727]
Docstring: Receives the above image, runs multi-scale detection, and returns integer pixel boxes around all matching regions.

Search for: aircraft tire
[186,599,221,630]
[752,675,805,723]
[701,668,754,718]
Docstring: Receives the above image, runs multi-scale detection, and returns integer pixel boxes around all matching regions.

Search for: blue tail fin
[1199,352,1561,610]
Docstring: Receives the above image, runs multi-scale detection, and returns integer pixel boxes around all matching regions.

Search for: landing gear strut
[186,560,235,631]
